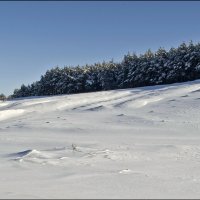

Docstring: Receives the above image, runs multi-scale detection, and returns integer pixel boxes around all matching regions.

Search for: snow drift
[1,80,200,198]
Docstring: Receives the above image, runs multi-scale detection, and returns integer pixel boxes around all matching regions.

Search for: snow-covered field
[1,80,200,198]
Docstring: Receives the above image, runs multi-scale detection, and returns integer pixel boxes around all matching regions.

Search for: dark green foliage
[12,41,200,98]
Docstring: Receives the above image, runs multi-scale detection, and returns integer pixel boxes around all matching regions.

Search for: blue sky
[1,1,200,95]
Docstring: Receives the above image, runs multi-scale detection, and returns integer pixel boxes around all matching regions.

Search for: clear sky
[1,1,200,95]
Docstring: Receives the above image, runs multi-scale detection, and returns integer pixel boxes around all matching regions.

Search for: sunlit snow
[1,80,200,198]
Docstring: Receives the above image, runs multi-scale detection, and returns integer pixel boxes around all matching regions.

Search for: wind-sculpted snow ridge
[1,80,200,198]
[9,145,131,166]
[0,109,25,121]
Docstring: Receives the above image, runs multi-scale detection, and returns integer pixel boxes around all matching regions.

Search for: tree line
[10,41,200,98]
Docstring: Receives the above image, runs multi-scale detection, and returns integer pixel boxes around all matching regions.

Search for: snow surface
[1,80,200,198]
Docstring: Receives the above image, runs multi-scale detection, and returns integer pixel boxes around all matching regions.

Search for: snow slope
[1,80,200,198]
